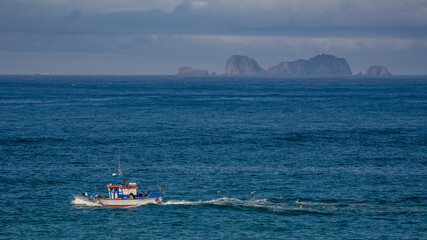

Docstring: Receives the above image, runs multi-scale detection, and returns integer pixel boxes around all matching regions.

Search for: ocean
[0,75,426,239]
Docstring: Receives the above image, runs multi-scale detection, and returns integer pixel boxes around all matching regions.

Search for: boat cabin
[107,182,137,200]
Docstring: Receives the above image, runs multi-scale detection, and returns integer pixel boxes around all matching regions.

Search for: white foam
[162,197,268,206]
[161,197,334,214]
[131,201,156,206]
[162,200,199,205]
[71,198,102,207]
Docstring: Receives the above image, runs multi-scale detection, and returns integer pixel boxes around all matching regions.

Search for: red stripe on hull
[104,205,133,207]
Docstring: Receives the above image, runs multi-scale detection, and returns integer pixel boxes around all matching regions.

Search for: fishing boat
[72,162,162,207]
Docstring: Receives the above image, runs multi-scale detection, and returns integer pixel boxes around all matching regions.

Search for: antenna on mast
[118,155,122,177]
[157,180,162,192]
[118,155,124,184]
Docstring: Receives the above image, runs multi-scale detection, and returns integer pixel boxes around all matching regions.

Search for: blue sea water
[0,75,426,239]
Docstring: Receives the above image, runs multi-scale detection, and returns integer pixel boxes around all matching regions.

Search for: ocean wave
[0,137,66,145]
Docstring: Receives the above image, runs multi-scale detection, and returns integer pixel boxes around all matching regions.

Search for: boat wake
[163,197,267,206]
[162,197,335,215]
[162,197,422,216]
[71,198,102,207]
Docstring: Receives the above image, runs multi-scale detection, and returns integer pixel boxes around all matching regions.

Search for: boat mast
[118,155,124,184]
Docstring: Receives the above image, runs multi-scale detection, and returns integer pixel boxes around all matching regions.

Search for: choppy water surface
[0,75,426,239]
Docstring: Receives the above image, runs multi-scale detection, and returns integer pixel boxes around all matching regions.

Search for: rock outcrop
[365,65,391,75]
[177,66,209,75]
[267,54,352,75]
[225,55,266,75]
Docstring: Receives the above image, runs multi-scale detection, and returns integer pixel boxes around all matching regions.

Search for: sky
[0,0,426,75]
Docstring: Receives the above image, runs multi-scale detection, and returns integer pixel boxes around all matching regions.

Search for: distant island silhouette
[176,54,391,76]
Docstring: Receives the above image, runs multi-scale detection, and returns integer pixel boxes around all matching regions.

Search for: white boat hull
[73,195,162,207]
[99,197,162,206]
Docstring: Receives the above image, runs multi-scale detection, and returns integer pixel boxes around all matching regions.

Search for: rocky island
[365,65,391,75]
[225,55,266,75]
[267,54,352,75]
[176,66,209,76]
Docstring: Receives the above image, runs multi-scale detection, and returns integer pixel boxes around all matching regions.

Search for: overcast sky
[0,0,426,75]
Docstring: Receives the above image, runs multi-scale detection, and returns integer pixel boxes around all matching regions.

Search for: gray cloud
[1,0,426,37]
[0,0,426,74]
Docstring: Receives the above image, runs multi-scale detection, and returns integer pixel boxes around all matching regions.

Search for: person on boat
[129,193,134,200]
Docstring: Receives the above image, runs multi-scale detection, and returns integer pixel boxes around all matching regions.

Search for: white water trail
[162,200,199,205]
[71,198,102,207]
[162,197,268,206]
[162,197,338,215]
